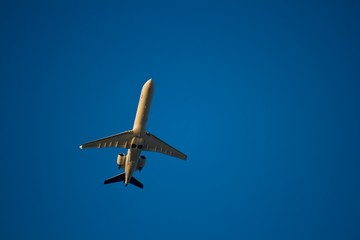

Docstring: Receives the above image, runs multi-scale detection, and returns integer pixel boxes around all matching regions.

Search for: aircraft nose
[143,79,154,92]
[147,78,153,87]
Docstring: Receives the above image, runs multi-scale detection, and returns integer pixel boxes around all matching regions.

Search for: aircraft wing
[80,130,134,149]
[143,132,187,160]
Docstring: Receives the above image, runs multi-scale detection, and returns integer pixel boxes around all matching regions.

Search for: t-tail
[104,172,144,189]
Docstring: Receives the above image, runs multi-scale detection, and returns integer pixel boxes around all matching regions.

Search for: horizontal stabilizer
[104,172,143,189]
[129,177,144,189]
[104,173,125,184]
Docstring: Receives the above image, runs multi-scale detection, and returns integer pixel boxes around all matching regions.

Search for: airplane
[79,79,187,189]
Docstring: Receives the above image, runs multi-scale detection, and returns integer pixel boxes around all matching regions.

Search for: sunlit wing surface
[80,130,135,149]
[144,132,187,160]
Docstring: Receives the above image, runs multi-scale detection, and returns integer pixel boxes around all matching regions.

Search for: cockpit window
[137,145,143,149]
[131,144,137,148]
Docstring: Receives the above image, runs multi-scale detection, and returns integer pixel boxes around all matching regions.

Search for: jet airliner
[80,79,187,189]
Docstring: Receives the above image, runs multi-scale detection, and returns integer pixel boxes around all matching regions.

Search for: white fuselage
[124,79,154,184]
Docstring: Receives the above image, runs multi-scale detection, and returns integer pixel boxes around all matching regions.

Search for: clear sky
[1,1,360,239]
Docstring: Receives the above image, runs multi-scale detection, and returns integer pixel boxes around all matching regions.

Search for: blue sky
[1,1,360,239]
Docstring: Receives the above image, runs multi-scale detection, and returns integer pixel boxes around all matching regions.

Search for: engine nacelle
[117,153,126,169]
[137,155,146,171]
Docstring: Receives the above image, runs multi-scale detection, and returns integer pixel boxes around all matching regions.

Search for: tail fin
[104,173,144,189]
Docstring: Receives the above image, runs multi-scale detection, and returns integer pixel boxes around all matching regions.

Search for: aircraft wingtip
[79,145,83,149]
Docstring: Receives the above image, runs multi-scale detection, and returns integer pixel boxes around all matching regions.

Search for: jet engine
[137,155,146,171]
[117,153,126,169]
